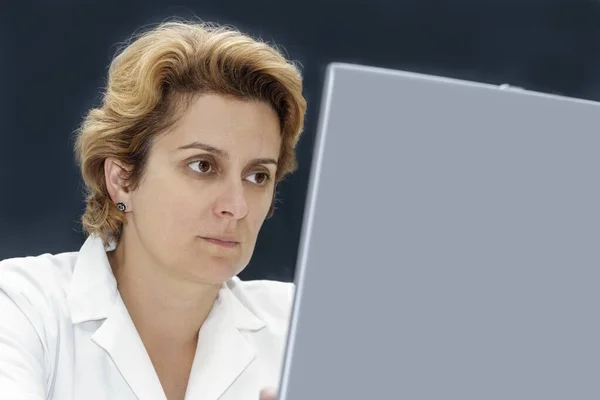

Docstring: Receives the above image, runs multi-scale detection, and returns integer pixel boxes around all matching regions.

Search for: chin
[185,256,247,284]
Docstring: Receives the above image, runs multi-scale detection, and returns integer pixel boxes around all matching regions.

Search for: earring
[116,202,127,212]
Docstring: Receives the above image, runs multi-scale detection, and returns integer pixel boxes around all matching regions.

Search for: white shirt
[0,235,294,400]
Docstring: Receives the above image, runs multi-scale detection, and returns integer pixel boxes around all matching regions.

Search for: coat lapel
[184,284,265,400]
[91,294,167,400]
[67,236,166,400]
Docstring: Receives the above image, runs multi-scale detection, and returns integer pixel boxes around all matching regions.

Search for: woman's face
[121,94,281,284]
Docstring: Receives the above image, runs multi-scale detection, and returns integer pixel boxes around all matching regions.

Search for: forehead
[157,94,282,157]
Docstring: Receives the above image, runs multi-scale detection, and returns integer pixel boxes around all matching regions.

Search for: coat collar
[66,235,118,323]
[66,235,266,400]
[67,235,264,331]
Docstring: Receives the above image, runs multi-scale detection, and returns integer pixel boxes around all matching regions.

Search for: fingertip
[260,386,278,400]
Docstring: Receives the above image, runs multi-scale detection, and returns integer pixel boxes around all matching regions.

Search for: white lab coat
[0,235,294,400]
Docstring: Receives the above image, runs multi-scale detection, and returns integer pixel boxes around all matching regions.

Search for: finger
[259,386,278,400]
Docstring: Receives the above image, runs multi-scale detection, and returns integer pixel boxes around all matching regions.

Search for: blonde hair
[74,20,307,245]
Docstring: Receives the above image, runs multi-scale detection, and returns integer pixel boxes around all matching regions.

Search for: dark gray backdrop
[2,0,600,281]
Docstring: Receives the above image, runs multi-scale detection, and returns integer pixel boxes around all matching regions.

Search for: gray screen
[279,63,600,400]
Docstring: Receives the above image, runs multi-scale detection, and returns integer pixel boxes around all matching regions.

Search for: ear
[104,158,133,211]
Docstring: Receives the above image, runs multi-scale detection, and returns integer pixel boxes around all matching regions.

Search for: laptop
[278,63,600,399]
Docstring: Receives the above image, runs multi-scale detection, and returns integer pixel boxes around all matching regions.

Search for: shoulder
[226,277,295,329]
[0,251,78,379]
[0,250,78,302]
[0,250,78,329]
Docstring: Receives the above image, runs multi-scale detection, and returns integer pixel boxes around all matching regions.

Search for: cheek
[132,175,208,236]
[159,189,213,234]
[161,198,203,233]
[246,192,273,231]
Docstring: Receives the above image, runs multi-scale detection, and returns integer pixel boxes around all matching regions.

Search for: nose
[213,178,249,219]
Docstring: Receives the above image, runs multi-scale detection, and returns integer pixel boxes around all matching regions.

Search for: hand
[259,386,278,400]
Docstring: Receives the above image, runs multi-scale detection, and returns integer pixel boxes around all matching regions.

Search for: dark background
[2,0,600,281]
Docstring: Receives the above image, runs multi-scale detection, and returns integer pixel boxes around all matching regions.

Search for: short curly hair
[74,20,307,245]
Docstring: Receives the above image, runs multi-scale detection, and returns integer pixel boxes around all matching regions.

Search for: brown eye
[198,161,211,172]
[246,172,270,186]
[189,160,214,174]
[255,173,268,184]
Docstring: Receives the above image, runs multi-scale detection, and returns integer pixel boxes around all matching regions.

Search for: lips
[200,236,240,248]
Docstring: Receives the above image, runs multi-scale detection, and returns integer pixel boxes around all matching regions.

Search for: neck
[108,234,221,347]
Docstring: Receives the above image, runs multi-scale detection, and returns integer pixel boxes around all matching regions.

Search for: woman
[0,19,306,400]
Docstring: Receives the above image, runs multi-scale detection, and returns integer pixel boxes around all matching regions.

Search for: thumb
[259,386,278,400]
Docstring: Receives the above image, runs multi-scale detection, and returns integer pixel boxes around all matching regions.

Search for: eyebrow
[177,141,278,166]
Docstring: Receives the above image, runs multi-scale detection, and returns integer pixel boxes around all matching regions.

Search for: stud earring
[116,202,127,212]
